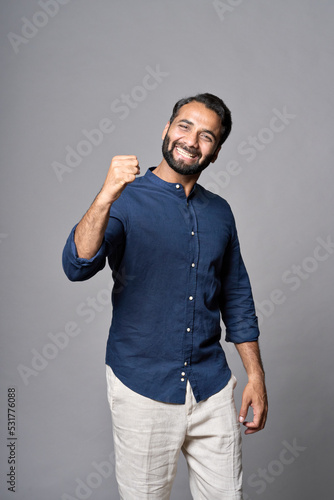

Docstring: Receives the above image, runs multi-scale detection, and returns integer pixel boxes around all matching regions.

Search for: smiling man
[161,102,221,175]
[62,93,268,500]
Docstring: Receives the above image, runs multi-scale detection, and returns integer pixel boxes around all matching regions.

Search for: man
[62,93,268,499]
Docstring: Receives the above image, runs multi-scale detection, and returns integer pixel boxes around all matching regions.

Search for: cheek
[206,143,219,157]
[169,135,184,149]
[172,132,184,142]
[201,145,214,158]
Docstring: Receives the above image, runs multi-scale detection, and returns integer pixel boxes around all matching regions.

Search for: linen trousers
[106,365,243,500]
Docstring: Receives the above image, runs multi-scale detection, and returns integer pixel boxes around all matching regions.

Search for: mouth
[175,146,199,160]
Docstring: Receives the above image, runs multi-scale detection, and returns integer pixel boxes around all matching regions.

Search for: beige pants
[106,366,243,500]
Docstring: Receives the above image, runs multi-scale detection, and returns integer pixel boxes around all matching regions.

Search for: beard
[162,133,216,176]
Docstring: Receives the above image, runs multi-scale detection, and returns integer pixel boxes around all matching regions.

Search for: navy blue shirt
[62,167,260,403]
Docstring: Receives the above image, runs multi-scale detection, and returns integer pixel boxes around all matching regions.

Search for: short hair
[169,93,232,147]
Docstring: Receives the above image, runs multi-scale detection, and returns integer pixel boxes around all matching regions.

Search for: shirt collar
[145,167,198,198]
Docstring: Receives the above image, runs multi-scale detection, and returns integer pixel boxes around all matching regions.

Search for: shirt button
[176,184,180,189]
[189,296,193,301]
[191,231,195,236]
[191,263,195,268]
[181,372,185,376]
[181,378,185,382]
[184,362,188,366]
[187,327,191,332]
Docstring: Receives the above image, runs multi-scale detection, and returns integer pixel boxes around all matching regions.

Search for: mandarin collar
[145,167,198,198]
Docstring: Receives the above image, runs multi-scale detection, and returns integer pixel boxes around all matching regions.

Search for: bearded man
[63,93,268,500]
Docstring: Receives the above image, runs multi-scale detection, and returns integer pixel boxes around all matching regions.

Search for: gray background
[0,0,333,498]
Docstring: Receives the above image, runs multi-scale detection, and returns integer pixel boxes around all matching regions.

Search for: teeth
[176,146,196,158]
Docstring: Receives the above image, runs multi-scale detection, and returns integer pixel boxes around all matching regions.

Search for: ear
[162,122,170,140]
[211,145,221,163]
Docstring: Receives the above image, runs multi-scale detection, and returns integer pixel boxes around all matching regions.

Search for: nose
[183,130,199,149]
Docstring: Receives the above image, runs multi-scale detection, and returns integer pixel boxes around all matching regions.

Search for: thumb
[239,400,249,423]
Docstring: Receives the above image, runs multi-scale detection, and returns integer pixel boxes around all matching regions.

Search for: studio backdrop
[0,1,333,499]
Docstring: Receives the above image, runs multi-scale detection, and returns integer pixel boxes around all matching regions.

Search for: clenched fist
[74,155,140,259]
[99,155,140,205]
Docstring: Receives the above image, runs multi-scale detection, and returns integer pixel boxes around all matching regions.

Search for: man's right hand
[74,155,140,259]
[99,155,140,206]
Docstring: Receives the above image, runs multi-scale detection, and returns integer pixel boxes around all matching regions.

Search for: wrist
[247,371,265,383]
[95,189,115,210]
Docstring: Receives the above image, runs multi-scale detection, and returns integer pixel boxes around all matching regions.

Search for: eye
[201,134,213,142]
[179,124,188,130]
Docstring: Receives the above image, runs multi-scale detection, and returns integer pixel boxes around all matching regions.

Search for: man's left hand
[238,377,268,435]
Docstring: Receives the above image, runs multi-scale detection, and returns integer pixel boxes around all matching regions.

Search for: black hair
[169,93,232,147]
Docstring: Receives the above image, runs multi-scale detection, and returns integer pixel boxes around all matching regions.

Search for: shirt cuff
[62,225,106,281]
[70,225,106,265]
[225,318,260,344]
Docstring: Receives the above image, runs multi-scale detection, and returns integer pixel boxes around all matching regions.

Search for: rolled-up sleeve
[220,219,260,344]
[62,225,107,281]
[62,207,126,282]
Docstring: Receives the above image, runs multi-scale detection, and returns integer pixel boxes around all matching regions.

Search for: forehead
[173,101,221,133]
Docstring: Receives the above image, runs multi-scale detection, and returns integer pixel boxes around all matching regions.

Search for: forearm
[235,341,265,381]
[74,191,112,259]
[235,341,268,433]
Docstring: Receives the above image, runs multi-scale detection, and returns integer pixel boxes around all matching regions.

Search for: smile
[175,146,197,159]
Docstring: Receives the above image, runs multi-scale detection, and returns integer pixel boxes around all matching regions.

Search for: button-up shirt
[62,167,260,403]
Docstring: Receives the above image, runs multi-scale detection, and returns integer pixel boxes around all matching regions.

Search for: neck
[153,159,200,197]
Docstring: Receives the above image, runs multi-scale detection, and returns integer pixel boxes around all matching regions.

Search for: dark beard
[162,134,215,176]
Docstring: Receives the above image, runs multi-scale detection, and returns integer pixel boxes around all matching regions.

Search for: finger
[111,162,140,179]
[112,155,138,161]
[111,156,139,169]
[243,421,264,434]
[243,418,260,430]
[121,160,140,173]
[244,426,261,435]
[120,165,140,175]
[243,409,267,434]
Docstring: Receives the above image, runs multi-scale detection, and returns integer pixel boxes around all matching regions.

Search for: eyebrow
[177,119,217,141]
